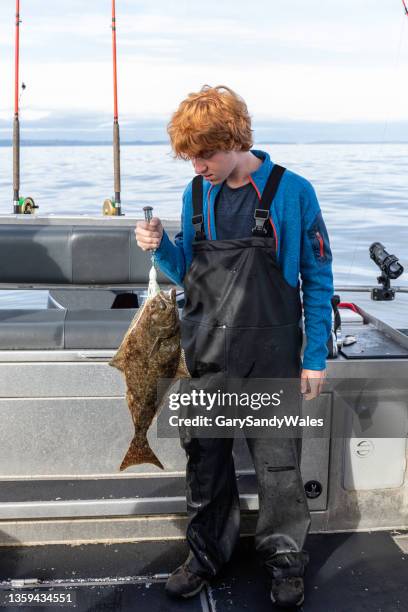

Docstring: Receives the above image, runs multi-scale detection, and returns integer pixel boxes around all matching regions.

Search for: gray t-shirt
[214,181,259,240]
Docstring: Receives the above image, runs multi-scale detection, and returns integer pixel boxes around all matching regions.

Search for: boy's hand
[300,368,326,400]
[135,217,163,251]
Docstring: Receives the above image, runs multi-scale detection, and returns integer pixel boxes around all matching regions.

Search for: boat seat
[0,224,176,285]
[0,224,183,350]
[0,309,137,350]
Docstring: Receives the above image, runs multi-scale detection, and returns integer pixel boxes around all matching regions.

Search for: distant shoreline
[1,140,408,147]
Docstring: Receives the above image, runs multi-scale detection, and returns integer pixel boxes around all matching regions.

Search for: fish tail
[119,437,164,471]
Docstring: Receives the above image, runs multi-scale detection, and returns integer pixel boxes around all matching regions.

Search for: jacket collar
[202,149,275,240]
[249,149,274,192]
[205,149,274,199]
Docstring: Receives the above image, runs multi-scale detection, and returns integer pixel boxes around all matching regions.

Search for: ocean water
[0,143,407,308]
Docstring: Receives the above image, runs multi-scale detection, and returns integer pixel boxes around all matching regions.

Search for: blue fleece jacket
[155,149,334,371]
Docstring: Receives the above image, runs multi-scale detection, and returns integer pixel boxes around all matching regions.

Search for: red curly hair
[167,85,253,160]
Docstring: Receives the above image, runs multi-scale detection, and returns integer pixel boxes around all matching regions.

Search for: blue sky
[0,1,407,140]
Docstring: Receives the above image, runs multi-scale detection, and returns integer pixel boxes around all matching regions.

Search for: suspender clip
[252,208,269,235]
[192,214,205,240]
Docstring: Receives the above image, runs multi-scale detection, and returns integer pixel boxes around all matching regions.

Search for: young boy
[135,85,334,608]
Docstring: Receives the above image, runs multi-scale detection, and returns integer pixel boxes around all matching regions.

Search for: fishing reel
[14,196,38,215]
[103,197,122,216]
[369,242,404,301]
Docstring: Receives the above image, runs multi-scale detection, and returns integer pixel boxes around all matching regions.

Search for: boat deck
[0,530,407,611]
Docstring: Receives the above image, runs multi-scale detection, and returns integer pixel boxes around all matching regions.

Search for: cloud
[1,56,406,123]
[0,110,50,122]
[0,1,407,121]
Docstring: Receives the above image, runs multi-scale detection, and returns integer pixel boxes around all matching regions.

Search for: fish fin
[108,351,125,371]
[174,348,191,380]
[119,437,164,471]
[109,302,148,371]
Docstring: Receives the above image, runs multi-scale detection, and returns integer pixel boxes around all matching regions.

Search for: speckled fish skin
[109,288,190,471]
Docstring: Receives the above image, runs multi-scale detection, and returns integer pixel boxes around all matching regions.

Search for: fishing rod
[103,0,123,216]
[13,0,37,214]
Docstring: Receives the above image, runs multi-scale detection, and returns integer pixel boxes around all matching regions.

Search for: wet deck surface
[0,530,407,611]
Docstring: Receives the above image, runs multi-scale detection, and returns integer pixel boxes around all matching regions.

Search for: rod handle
[143,206,153,223]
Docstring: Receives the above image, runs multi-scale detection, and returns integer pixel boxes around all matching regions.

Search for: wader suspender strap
[192,175,205,240]
[191,164,286,240]
[252,164,286,236]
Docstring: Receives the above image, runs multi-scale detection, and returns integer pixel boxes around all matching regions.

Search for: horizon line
[1,139,408,147]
